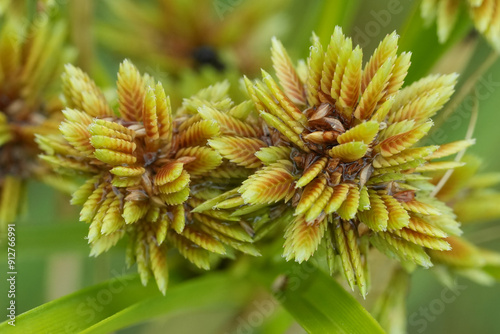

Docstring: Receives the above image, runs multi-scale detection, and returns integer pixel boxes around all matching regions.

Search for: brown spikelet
[331,218,356,291]
[362,32,398,91]
[305,186,334,222]
[123,200,149,224]
[321,26,345,97]
[306,33,324,106]
[110,166,145,177]
[376,121,433,157]
[355,58,393,120]
[337,121,379,144]
[357,190,388,231]
[142,86,160,152]
[296,176,327,215]
[296,157,328,188]
[167,233,210,270]
[158,170,190,194]
[329,141,369,162]
[88,119,135,140]
[90,136,136,154]
[260,112,310,152]
[117,59,146,121]
[254,82,304,134]
[401,200,441,216]
[337,186,360,220]
[154,82,173,141]
[407,216,448,238]
[325,184,350,214]
[181,225,226,255]
[198,105,259,138]
[155,162,184,186]
[160,187,190,205]
[385,52,411,99]
[391,228,451,251]
[262,70,307,125]
[370,232,433,267]
[175,146,222,175]
[427,139,476,159]
[240,160,295,204]
[330,37,353,104]
[209,136,266,168]
[391,73,458,117]
[373,146,437,168]
[178,120,220,147]
[255,146,292,165]
[382,194,410,230]
[337,46,363,114]
[415,161,465,172]
[148,242,168,295]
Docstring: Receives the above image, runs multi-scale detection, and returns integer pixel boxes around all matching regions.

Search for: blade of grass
[275,264,385,334]
[0,273,252,334]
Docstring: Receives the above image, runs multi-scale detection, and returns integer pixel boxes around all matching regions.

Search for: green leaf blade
[276,266,385,334]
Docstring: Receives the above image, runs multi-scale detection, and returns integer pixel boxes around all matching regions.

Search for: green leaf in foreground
[0,273,252,334]
[274,265,385,334]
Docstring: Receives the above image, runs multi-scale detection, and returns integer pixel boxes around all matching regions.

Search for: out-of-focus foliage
[0,5,75,232]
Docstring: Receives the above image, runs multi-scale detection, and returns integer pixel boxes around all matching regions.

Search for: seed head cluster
[203,27,474,296]
[38,60,259,293]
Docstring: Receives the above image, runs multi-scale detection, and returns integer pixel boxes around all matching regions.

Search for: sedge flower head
[421,0,500,50]
[207,27,471,297]
[38,60,259,294]
[0,10,69,225]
